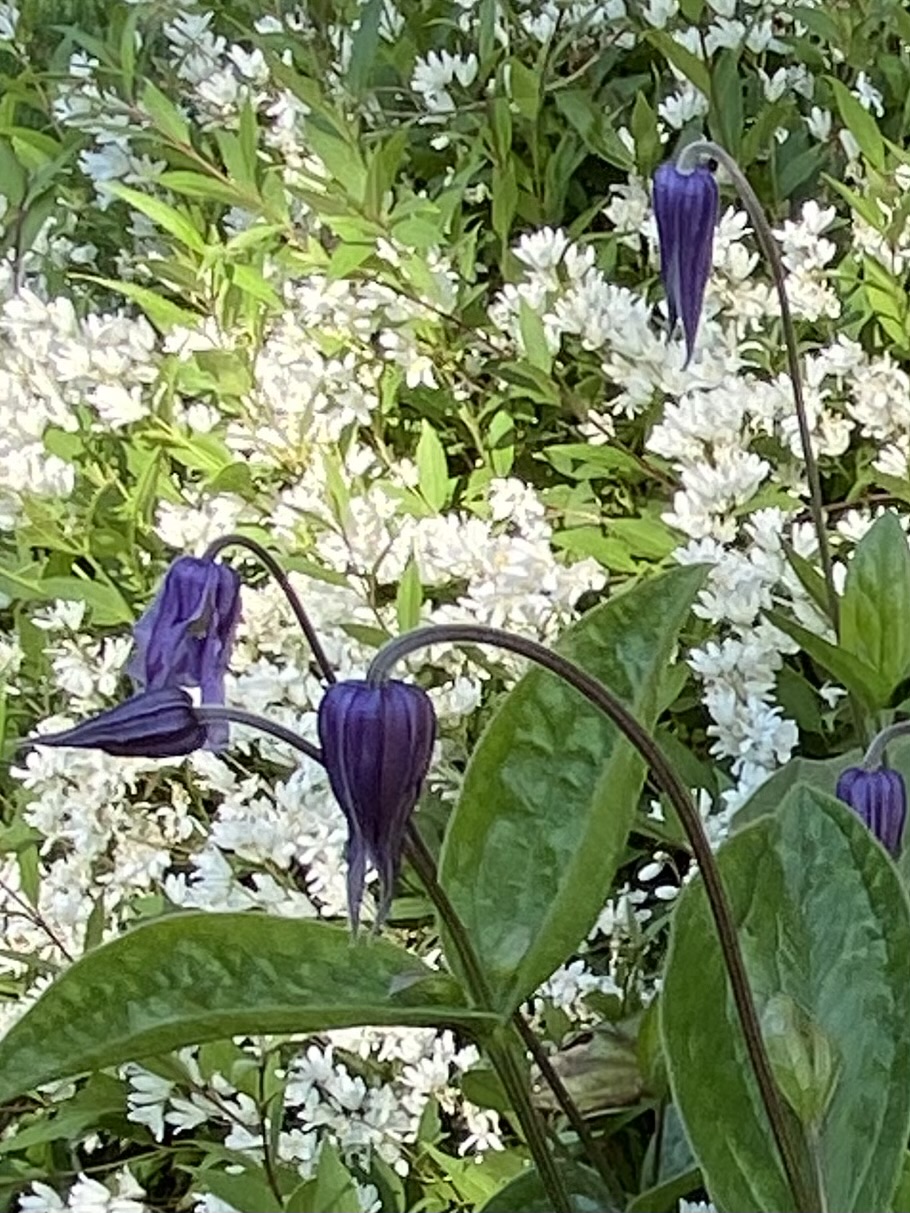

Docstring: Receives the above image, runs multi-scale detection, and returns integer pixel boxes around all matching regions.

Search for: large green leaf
[765,608,889,708]
[0,913,492,1104]
[839,510,910,697]
[440,565,705,1012]
[662,784,910,1212]
[480,1162,618,1212]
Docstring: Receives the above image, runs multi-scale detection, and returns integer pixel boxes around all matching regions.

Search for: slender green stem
[369,624,818,1213]
[676,139,839,630]
[195,712,572,1209]
[203,533,336,683]
[406,829,574,1212]
[512,1010,624,1207]
[489,1035,575,1213]
[405,827,494,1005]
[863,719,910,769]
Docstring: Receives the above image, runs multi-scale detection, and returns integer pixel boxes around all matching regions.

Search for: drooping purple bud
[652,161,719,364]
[317,679,436,929]
[127,556,241,748]
[836,766,907,857]
[28,689,208,758]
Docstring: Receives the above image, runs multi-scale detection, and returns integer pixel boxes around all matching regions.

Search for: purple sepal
[652,161,719,365]
[317,679,436,929]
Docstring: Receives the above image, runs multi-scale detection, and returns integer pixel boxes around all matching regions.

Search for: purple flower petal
[652,162,719,364]
[836,765,907,856]
[31,689,207,758]
[127,556,241,749]
[317,679,436,929]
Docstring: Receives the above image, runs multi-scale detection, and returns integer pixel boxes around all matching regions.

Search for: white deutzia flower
[642,0,678,28]
[0,3,18,41]
[854,70,884,116]
[806,104,832,140]
[705,16,746,53]
[658,82,709,129]
[410,50,478,114]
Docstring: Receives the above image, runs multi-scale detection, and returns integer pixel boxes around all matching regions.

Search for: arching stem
[863,719,910,769]
[198,707,573,1211]
[676,139,839,630]
[368,624,818,1213]
[195,705,323,763]
[203,533,336,683]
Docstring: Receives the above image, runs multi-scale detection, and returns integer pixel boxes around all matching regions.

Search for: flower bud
[29,689,208,758]
[652,161,719,364]
[127,555,241,748]
[835,766,907,857]
[317,679,436,928]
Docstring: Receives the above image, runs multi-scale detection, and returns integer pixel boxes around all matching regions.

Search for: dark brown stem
[203,533,336,683]
[676,140,839,631]
[369,624,817,1213]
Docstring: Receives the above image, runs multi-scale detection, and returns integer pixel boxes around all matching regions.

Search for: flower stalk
[196,706,575,1211]
[368,623,819,1213]
[675,139,839,631]
[203,533,336,684]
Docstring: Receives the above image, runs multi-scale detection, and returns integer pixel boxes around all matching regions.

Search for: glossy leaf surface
[441,565,705,1012]
[840,510,910,698]
[480,1162,619,1212]
[663,784,910,1212]
[0,913,491,1103]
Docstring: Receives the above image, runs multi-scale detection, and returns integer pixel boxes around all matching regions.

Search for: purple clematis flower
[836,765,907,857]
[652,161,719,364]
[317,679,436,929]
[29,688,208,758]
[127,555,241,748]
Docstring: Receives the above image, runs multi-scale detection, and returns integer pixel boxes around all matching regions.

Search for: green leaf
[709,50,743,158]
[646,31,711,98]
[440,565,706,1012]
[139,81,191,145]
[416,420,449,512]
[781,540,832,621]
[630,92,661,175]
[157,170,247,207]
[395,556,423,633]
[0,913,492,1103]
[346,0,382,97]
[828,77,886,170]
[663,784,910,1212]
[480,1163,619,1212]
[765,609,889,709]
[77,275,199,333]
[839,511,910,695]
[107,183,206,254]
[518,301,553,373]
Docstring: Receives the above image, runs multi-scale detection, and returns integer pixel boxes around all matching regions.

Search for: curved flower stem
[408,827,619,1203]
[195,705,323,764]
[676,139,839,630]
[203,533,336,683]
[369,624,818,1213]
[862,720,910,769]
[196,708,573,1209]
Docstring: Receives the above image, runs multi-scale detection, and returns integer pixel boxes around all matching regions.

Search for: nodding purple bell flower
[127,555,241,749]
[836,766,907,857]
[317,679,436,930]
[28,688,208,759]
[652,161,719,364]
